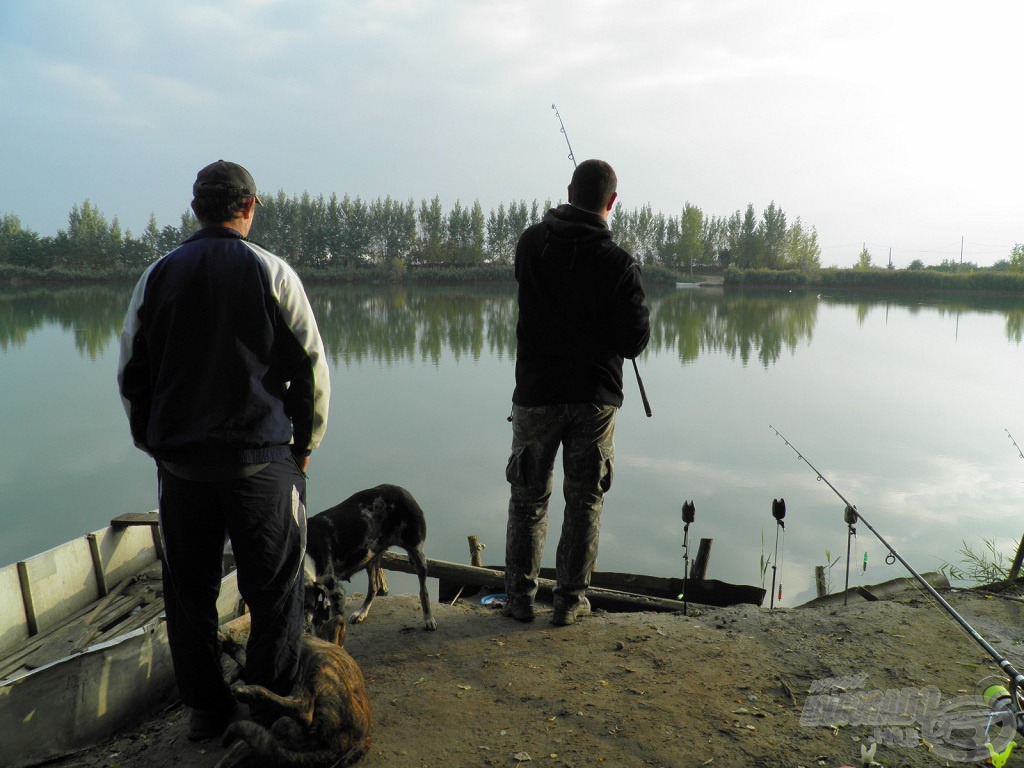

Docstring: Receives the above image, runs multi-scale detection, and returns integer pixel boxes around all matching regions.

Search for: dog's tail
[222,721,371,768]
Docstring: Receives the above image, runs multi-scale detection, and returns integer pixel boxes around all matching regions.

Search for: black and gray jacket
[117,226,330,465]
[513,203,650,408]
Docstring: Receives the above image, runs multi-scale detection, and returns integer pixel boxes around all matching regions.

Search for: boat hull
[0,517,242,768]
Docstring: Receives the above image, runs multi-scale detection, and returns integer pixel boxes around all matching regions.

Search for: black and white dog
[304,484,437,631]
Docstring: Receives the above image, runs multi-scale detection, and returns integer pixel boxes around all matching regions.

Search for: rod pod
[770,498,785,609]
[770,425,1024,738]
[681,501,696,615]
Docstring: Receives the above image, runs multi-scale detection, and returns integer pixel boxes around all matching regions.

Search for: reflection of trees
[1,284,1020,365]
[822,292,1024,344]
[649,288,818,367]
[0,286,131,359]
[309,284,518,367]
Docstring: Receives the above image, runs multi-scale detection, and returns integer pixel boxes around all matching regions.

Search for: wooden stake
[1009,531,1024,580]
[691,538,712,583]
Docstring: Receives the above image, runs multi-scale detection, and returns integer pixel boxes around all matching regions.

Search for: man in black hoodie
[504,159,650,626]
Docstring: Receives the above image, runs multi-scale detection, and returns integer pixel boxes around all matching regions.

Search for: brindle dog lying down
[215,617,371,768]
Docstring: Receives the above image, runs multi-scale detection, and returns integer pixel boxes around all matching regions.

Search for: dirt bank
[49,588,1024,768]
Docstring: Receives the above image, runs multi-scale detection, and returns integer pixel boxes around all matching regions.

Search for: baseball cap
[192,160,263,205]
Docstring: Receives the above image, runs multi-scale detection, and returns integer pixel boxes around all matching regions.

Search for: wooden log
[382,552,693,614]
[691,538,712,583]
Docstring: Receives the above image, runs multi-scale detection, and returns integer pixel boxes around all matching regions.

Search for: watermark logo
[800,676,1017,762]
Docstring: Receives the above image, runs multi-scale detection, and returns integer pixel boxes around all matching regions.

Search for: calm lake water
[2,283,1022,605]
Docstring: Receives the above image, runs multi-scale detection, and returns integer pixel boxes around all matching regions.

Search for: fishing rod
[769,425,1024,740]
[769,498,785,609]
[1008,429,1024,461]
[551,103,653,418]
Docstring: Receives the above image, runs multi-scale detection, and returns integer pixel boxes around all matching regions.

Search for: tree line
[0,193,823,276]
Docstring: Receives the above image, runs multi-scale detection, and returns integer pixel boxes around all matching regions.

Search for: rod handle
[632,358,652,417]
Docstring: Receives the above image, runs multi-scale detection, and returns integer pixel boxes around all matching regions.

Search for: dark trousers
[505,403,616,606]
[158,458,306,712]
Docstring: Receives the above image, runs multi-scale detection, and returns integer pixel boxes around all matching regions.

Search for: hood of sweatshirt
[539,204,613,268]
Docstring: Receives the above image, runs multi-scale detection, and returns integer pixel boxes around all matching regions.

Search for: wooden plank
[16,562,37,637]
[381,552,693,614]
[0,600,105,680]
[87,533,108,597]
[91,524,160,592]
[91,599,164,647]
[82,575,137,627]
[111,512,160,529]
[0,564,29,655]
[20,596,145,669]
[21,537,100,634]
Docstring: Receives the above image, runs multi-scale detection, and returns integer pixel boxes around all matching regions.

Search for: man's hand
[294,455,310,473]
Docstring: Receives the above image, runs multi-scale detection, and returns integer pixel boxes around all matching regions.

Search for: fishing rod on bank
[680,501,696,615]
[769,498,786,609]
[769,424,1024,740]
[551,103,653,418]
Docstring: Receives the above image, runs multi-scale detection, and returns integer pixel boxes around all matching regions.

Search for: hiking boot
[501,598,536,622]
[552,596,591,627]
[188,703,238,741]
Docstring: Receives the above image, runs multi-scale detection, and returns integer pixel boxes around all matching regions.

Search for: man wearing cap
[117,160,330,740]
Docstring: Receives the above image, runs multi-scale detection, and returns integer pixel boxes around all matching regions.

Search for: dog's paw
[424,617,437,631]
[348,610,368,624]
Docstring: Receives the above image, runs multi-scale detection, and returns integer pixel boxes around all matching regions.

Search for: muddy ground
[48,586,1024,768]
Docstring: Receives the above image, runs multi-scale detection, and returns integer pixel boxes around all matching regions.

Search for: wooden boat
[0,512,243,768]
[798,571,951,608]
[382,552,766,611]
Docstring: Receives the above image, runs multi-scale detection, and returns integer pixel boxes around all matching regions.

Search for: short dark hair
[190,193,250,227]
[570,159,617,213]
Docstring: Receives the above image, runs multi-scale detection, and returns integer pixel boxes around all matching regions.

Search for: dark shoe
[501,598,536,622]
[552,596,591,627]
[188,703,238,742]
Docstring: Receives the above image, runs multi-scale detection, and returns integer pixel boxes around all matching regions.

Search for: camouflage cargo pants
[505,403,616,607]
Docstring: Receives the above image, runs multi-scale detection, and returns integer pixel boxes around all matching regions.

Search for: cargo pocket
[598,444,614,494]
[506,446,527,486]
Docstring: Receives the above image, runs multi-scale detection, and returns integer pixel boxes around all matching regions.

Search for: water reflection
[0,286,130,358]
[1,284,1021,364]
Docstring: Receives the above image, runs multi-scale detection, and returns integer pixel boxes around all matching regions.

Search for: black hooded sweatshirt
[513,203,650,408]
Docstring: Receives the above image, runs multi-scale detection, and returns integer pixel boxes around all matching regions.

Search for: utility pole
[960,236,964,265]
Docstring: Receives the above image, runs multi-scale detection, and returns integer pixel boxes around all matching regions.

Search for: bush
[724,268,809,286]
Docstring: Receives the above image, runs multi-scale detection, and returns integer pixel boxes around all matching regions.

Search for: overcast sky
[2,1,1021,268]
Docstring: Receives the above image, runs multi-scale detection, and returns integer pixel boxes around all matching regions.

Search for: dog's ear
[317,615,347,646]
[304,580,333,629]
